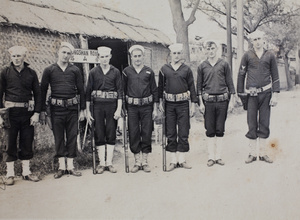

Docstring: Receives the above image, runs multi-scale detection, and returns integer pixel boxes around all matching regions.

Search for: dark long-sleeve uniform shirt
[41,63,86,111]
[0,62,41,112]
[123,65,159,102]
[237,49,280,93]
[86,65,122,101]
[197,58,235,95]
[158,63,197,103]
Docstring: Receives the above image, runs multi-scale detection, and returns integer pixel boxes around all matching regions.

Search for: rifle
[122,99,129,173]
[122,110,129,173]
[90,96,97,174]
[161,71,167,172]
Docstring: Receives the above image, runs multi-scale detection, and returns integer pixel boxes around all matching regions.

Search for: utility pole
[226,0,232,70]
[237,0,244,67]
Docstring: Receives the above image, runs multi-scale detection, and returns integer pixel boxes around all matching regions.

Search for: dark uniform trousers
[127,104,153,154]
[246,91,272,139]
[51,105,78,158]
[4,108,34,162]
[165,101,190,152]
[204,100,229,137]
[94,101,117,146]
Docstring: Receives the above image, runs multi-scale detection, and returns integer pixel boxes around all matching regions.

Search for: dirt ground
[1,89,300,220]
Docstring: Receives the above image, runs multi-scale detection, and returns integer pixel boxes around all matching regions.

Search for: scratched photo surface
[0,0,300,219]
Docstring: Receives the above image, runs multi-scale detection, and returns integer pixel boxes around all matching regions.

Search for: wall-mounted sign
[70,49,99,63]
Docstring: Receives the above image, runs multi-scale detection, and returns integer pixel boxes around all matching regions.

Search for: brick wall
[0,25,79,80]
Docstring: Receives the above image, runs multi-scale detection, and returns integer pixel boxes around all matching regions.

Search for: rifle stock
[90,96,97,174]
[161,70,167,172]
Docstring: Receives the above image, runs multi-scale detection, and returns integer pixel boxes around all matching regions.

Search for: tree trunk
[168,0,200,63]
[283,53,294,90]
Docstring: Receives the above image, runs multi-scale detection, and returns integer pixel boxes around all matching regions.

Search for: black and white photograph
[0,0,300,219]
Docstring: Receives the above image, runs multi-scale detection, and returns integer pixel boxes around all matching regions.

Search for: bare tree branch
[186,0,200,25]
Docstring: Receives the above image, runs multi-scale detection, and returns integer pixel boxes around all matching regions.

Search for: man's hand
[85,109,94,125]
[228,94,237,113]
[39,111,46,125]
[159,99,164,113]
[114,108,122,120]
[270,92,279,107]
[190,102,196,118]
[30,112,40,126]
[152,108,158,120]
[198,96,205,114]
[79,110,85,121]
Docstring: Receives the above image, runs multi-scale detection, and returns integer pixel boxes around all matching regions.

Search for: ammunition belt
[164,91,190,102]
[5,101,28,108]
[50,97,78,107]
[92,90,118,99]
[126,95,153,106]
[202,93,229,102]
[245,83,272,96]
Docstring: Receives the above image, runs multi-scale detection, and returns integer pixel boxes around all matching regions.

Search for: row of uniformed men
[0,30,279,186]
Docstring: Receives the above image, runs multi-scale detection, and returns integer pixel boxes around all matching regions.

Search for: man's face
[58,46,72,63]
[131,49,144,67]
[252,37,264,50]
[99,53,111,66]
[10,52,26,68]
[170,50,183,64]
[205,43,218,59]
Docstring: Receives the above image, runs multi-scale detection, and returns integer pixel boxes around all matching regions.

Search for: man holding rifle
[40,42,86,178]
[158,43,197,172]
[123,45,158,173]
[86,46,122,174]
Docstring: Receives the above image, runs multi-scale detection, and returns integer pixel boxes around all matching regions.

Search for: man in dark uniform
[237,31,280,164]
[0,45,41,185]
[158,43,197,172]
[123,45,158,173]
[197,40,236,167]
[86,46,122,174]
[40,42,86,178]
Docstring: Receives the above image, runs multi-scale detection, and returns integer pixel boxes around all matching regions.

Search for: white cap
[60,42,75,53]
[129,45,145,54]
[168,43,183,52]
[97,46,112,55]
[248,30,265,40]
[8,46,28,55]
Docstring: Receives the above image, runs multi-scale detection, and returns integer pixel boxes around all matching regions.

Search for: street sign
[70,49,99,63]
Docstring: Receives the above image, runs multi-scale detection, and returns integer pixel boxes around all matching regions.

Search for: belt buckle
[133,98,139,105]
[96,91,102,97]
[249,87,258,96]
[107,92,113,99]
[57,99,63,106]
[73,98,78,105]
[177,94,183,101]
[67,99,73,106]
[51,99,56,105]
[143,97,148,105]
